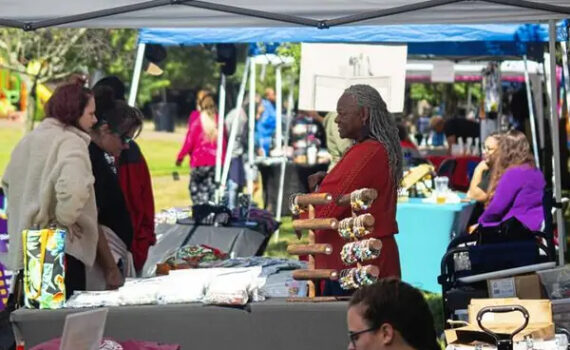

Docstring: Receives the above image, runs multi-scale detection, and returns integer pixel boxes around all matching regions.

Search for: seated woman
[308,85,402,295]
[347,278,440,350]
[397,123,423,167]
[467,132,501,225]
[479,130,545,231]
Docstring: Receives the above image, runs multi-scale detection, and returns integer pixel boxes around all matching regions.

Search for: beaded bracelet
[340,239,382,265]
[350,189,372,212]
[338,217,354,240]
[339,267,378,290]
[289,193,304,216]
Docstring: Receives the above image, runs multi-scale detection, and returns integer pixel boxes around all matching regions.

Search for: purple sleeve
[479,169,521,226]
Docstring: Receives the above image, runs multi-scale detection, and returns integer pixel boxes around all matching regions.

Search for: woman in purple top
[479,130,545,231]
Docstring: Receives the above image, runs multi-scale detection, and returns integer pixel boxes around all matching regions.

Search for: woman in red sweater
[308,85,403,296]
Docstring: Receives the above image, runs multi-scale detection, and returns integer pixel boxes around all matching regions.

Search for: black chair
[438,188,557,326]
[437,158,457,179]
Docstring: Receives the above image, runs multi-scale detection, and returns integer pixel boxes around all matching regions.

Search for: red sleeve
[315,142,388,220]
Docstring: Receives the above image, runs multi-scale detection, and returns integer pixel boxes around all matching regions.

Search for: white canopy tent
[0,0,568,265]
[0,0,569,29]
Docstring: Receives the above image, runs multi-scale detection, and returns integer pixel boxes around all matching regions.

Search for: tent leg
[274,78,296,242]
[128,42,146,107]
[549,20,566,266]
[247,59,256,196]
[523,55,540,168]
[215,73,227,204]
[221,57,251,192]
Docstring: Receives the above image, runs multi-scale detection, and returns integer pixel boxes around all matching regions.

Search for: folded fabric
[31,338,181,350]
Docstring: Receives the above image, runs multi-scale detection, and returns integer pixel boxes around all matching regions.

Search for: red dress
[314,140,401,278]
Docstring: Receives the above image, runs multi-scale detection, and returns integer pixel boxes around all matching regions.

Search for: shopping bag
[22,228,66,309]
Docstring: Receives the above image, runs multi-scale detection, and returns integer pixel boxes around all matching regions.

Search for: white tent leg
[275,66,283,155]
[274,78,295,242]
[530,74,545,149]
[523,55,540,168]
[247,59,256,195]
[128,43,146,107]
[549,20,566,266]
[215,74,227,203]
[221,57,251,190]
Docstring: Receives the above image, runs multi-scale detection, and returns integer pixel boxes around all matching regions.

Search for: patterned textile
[189,166,216,205]
[22,228,66,309]
[0,192,10,310]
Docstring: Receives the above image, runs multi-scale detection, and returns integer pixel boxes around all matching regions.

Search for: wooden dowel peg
[367,238,382,252]
[287,244,333,256]
[337,189,378,207]
[358,214,375,229]
[293,218,339,230]
[293,269,339,281]
[295,193,333,206]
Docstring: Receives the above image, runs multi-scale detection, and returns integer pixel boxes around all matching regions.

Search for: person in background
[347,278,440,350]
[323,111,353,171]
[2,83,122,297]
[397,124,421,168]
[479,130,545,231]
[176,94,227,205]
[255,88,277,157]
[93,77,156,275]
[429,116,446,147]
[224,101,248,210]
[466,132,501,225]
[444,110,480,152]
[415,111,431,146]
[308,85,402,296]
[290,110,326,163]
[89,89,138,288]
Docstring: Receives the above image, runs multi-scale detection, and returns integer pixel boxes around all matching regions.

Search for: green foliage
[409,82,482,116]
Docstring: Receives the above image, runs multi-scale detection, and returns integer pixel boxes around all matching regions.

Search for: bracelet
[338,217,354,240]
[339,267,378,290]
[340,239,381,265]
[289,193,304,216]
[350,189,372,212]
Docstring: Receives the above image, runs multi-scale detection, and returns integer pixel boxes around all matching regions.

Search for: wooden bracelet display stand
[287,189,380,302]
[287,193,337,301]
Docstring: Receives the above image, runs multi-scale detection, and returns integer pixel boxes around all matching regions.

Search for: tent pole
[274,77,295,242]
[523,54,540,168]
[549,20,566,266]
[221,56,250,191]
[247,58,256,196]
[128,43,146,107]
[215,73,227,203]
[275,66,283,155]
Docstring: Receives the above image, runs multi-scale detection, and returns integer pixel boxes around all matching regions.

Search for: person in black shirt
[88,87,139,286]
[444,115,480,149]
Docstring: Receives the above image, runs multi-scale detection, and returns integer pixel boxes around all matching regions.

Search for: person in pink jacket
[176,93,227,204]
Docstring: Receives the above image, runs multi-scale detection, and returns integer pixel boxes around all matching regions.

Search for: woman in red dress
[308,84,403,295]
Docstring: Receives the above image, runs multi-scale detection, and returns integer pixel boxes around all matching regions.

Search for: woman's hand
[474,161,489,173]
[104,265,124,290]
[308,171,327,192]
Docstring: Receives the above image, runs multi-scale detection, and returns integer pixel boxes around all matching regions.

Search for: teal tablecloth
[395,198,475,293]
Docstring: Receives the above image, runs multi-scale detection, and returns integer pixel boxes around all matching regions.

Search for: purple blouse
[479,165,545,231]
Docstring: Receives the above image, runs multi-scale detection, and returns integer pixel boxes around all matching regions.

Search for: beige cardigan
[1,118,99,271]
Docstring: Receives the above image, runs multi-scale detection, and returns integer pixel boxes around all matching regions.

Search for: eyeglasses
[348,327,378,348]
[120,134,133,145]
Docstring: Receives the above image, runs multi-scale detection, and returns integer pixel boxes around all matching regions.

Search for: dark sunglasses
[348,327,378,348]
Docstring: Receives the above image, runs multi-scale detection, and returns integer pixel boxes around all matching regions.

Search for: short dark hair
[45,83,93,126]
[93,76,126,101]
[349,278,440,350]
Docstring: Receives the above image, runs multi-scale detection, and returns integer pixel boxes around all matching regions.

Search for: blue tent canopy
[139,22,568,58]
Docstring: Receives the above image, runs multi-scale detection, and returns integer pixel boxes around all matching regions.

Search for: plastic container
[537,266,570,299]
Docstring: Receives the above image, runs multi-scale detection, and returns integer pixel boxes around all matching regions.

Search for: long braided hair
[344,85,403,188]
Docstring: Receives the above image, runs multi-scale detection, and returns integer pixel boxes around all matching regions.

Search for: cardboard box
[487,274,543,299]
[445,298,554,344]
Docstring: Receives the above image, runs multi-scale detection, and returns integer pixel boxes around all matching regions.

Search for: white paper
[60,308,108,350]
[431,61,455,83]
[299,43,407,113]
[488,277,516,298]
